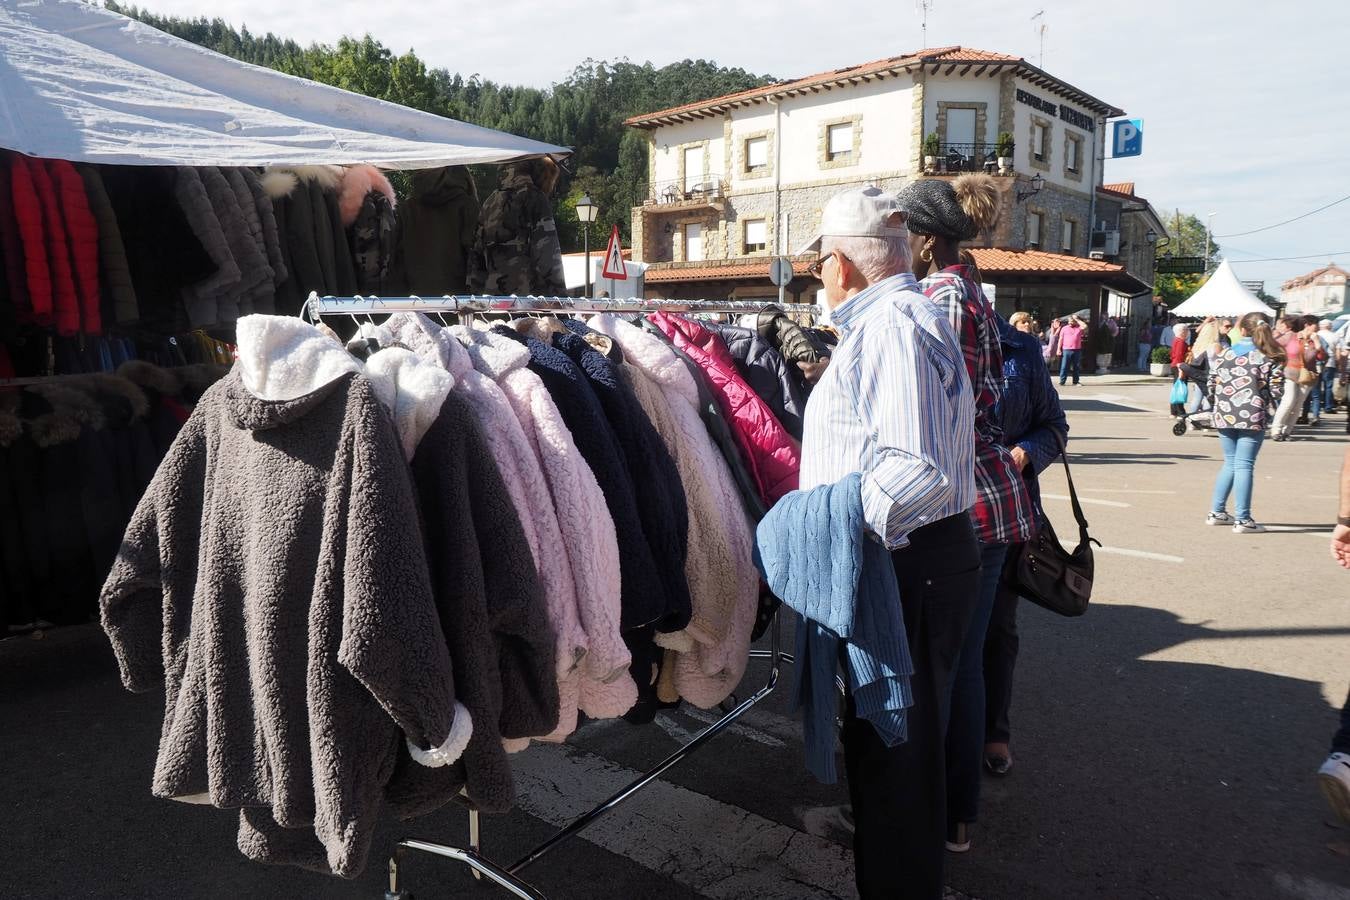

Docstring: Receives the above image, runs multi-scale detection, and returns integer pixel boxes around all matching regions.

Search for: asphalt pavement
[2,376,1348,900]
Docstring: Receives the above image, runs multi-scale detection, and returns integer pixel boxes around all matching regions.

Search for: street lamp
[1016,173,1045,203]
[576,194,598,297]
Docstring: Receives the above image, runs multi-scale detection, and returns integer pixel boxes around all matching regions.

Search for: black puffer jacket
[703,322,806,441]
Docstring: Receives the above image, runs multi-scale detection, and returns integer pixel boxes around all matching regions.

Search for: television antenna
[917,0,934,47]
[1031,9,1047,67]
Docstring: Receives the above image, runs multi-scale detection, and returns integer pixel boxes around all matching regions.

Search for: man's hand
[1009,446,1031,472]
[1332,524,1350,570]
[798,358,831,385]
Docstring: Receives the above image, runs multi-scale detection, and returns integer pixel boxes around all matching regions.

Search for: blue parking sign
[1113,119,1143,158]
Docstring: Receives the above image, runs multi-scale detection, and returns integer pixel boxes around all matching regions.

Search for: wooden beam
[944,64,957,75]
[959,64,972,76]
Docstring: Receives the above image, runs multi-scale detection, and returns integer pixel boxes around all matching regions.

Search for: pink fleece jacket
[452,324,636,730]
[593,315,759,709]
[648,312,800,506]
[385,313,588,689]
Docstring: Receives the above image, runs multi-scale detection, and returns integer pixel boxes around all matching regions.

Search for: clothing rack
[307,292,810,900]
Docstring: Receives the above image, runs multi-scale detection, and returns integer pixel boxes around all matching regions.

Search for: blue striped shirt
[801,273,976,549]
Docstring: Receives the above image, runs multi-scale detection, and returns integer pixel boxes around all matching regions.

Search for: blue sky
[141,0,1350,294]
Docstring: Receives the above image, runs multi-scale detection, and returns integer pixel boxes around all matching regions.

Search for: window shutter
[828,123,853,156]
[744,219,767,248]
[746,137,768,169]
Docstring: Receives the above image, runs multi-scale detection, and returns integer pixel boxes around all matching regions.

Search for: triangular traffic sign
[601,225,627,280]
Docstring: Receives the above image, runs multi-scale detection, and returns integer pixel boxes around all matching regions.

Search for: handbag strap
[1052,441,1099,548]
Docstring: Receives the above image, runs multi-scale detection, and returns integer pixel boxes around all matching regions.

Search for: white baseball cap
[795,186,908,255]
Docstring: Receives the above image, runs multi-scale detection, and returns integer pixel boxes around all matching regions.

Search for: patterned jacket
[1207,339,1284,431]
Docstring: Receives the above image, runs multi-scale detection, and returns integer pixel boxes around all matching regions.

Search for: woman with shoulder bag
[981,314,1069,778]
[1206,313,1285,531]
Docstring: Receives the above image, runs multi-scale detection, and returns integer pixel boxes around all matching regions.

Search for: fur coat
[338,165,397,296]
[452,325,634,725]
[101,316,466,879]
[174,166,239,327]
[225,168,276,315]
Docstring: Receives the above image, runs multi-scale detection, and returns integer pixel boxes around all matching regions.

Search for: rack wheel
[1172,421,1187,436]
[385,891,412,899]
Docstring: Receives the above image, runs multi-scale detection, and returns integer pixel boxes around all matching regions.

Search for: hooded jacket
[453,324,634,725]
[555,320,692,637]
[589,315,759,707]
[494,324,668,635]
[240,168,288,299]
[703,322,806,440]
[359,345,557,816]
[225,168,276,315]
[14,155,77,331]
[100,316,465,879]
[386,166,479,296]
[648,312,800,507]
[264,166,355,305]
[385,313,587,697]
[77,164,139,325]
[468,163,565,296]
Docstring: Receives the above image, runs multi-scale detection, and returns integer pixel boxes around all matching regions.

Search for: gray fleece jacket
[100,315,468,879]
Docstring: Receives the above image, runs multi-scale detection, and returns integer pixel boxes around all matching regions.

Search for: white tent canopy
[1169,260,1276,318]
[0,0,569,169]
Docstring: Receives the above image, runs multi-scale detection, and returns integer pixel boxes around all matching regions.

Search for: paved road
[2,380,1348,899]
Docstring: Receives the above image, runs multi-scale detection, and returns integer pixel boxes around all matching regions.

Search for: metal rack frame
[307,293,815,900]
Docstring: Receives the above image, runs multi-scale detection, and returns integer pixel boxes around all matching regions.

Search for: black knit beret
[896,179,979,241]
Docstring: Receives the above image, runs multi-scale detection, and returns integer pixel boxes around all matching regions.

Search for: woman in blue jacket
[982,314,1069,776]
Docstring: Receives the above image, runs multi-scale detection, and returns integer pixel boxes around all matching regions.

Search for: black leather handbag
[1006,446,1098,617]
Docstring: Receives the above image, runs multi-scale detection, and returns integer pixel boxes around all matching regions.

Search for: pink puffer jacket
[648,312,799,506]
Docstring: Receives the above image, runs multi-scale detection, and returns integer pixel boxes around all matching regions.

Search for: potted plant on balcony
[995,132,1015,174]
[1150,345,1171,377]
[923,132,941,174]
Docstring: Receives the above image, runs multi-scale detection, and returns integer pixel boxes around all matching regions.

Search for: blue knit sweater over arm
[754,473,914,783]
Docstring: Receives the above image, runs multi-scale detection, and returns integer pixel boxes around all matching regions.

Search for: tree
[105,5,775,251]
[1155,209,1223,308]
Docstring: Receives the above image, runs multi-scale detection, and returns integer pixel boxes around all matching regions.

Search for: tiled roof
[1281,263,1349,291]
[642,258,814,284]
[969,248,1127,276]
[562,248,631,260]
[1103,182,1135,196]
[625,47,1121,127]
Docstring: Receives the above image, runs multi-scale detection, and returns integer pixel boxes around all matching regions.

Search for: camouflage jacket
[468,170,566,296]
[351,190,396,295]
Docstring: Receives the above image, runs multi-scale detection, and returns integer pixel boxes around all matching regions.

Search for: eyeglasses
[807,251,843,279]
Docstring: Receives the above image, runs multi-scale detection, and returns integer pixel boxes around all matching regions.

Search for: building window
[1028,211,1043,249]
[743,219,767,254]
[1065,135,1081,174]
[1033,123,1048,161]
[745,136,768,173]
[684,223,704,262]
[828,123,853,161]
[682,145,704,194]
[1061,219,1076,254]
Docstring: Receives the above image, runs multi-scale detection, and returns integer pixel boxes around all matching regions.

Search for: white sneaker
[1232,519,1266,534]
[1206,511,1233,526]
[1318,752,1350,826]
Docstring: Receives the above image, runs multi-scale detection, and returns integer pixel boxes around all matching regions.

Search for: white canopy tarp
[1169,260,1276,318]
[0,0,569,169]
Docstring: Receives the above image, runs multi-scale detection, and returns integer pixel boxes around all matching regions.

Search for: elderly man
[796,187,980,898]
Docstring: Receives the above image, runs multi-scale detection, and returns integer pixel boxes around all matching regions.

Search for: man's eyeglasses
[807,253,830,279]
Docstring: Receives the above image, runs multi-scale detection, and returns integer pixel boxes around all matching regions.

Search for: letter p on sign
[1113,119,1143,158]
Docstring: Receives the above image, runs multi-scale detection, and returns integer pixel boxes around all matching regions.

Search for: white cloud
[130,0,1350,289]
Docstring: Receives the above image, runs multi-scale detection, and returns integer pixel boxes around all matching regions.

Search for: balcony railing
[644,176,725,206]
[924,142,1005,174]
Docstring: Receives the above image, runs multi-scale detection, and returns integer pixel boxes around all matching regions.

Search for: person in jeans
[795,186,979,900]
[1136,322,1154,371]
[1058,315,1085,386]
[900,173,1037,857]
[1317,447,1350,825]
[983,313,1069,777]
[1206,313,1285,533]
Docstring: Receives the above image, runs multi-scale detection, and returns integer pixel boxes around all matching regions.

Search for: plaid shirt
[919,266,1036,545]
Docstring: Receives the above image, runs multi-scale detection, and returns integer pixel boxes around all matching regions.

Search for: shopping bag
[1169,378,1188,405]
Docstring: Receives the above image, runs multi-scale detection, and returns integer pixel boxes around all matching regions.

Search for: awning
[1169,261,1276,318]
[968,248,1151,296]
[0,0,569,169]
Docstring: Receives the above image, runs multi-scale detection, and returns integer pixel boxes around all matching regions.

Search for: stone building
[1281,263,1350,317]
[625,45,1153,331]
